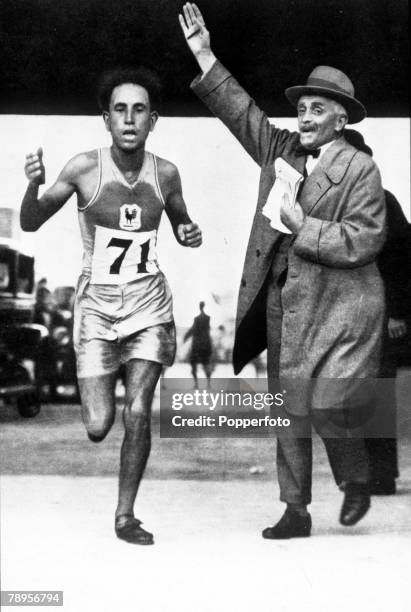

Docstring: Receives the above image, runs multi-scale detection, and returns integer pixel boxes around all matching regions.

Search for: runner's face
[297,95,346,149]
[104,83,158,152]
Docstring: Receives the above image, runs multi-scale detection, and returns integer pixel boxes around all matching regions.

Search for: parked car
[0,241,46,417]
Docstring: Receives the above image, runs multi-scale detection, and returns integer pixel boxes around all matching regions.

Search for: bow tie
[295,145,321,158]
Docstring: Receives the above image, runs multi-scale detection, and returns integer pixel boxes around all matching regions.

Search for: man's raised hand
[25,148,45,185]
[179,3,208,51]
[179,3,216,72]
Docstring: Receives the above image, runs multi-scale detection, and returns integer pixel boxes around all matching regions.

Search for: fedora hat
[285,66,366,124]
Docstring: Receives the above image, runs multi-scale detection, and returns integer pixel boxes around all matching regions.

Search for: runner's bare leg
[79,372,117,441]
[115,358,161,519]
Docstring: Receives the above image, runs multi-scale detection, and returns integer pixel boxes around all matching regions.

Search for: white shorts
[73,273,176,378]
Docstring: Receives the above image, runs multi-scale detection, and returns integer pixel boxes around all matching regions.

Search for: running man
[20,67,202,545]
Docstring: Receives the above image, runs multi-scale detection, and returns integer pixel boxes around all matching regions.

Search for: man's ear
[150,111,159,132]
[336,113,348,133]
[102,111,110,132]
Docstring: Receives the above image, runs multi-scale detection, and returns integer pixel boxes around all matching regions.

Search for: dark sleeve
[191,61,292,167]
[378,190,411,318]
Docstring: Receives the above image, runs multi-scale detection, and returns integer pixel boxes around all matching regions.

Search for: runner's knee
[123,401,150,432]
[85,418,112,442]
[79,375,116,442]
[88,431,106,443]
[81,396,114,442]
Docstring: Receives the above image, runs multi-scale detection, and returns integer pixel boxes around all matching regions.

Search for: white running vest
[78,148,166,285]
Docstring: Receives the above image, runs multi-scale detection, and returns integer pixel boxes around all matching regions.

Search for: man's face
[103,83,158,152]
[297,95,347,149]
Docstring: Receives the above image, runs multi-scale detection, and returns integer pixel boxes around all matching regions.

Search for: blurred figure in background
[370,189,411,494]
[33,286,55,328]
[35,277,48,299]
[345,129,411,495]
[184,301,213,388]
[33,286,58,399]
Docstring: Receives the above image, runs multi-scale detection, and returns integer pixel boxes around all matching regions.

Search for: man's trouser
[272,403,370,505]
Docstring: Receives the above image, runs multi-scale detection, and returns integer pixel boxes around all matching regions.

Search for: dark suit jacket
[378,190,411,369]
[378,190,411,319]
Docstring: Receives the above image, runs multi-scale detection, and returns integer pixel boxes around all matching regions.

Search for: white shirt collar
[306,139,335,175]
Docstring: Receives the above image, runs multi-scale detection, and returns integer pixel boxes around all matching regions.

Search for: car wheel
[17,393,41,418]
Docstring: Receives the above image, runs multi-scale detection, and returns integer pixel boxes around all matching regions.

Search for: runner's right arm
[20,148,77,231]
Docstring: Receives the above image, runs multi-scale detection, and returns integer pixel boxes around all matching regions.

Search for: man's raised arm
[20,148,77,232]
[179,3,289,168]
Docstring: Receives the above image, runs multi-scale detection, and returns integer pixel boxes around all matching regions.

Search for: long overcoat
[192,62,386,412]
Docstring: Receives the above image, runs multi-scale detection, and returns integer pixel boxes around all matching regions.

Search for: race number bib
[90,226,158,285]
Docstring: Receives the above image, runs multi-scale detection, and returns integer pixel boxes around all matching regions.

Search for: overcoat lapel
[298,137,356,215]
[299,172,332,215]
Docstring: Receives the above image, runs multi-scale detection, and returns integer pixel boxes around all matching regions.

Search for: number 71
[107,237,150,274]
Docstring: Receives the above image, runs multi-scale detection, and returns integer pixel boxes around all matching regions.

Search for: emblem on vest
[119,203,142,231]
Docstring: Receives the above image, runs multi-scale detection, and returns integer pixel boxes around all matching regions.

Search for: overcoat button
[256,249,261,257]
[241,278,247,287]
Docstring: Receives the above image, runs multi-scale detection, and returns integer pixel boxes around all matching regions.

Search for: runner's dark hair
[97,67,162,111]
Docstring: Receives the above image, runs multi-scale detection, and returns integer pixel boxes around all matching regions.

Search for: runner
[20,67,202,544]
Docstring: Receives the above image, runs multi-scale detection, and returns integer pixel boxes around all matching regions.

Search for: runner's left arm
[161,162,202,247]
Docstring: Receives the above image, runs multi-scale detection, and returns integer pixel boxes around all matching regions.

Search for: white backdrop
[1,115,409,326]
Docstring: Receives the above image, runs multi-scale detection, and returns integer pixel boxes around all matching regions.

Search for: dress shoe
[262,509,312,539]
[339,483,370,526]
[115,515,154,545]
[370,478,396,496]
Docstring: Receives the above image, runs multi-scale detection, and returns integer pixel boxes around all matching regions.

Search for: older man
[180,3,386,538]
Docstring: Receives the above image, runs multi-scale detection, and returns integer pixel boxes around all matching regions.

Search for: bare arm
[20,149,77,232]
[159,161,202,248]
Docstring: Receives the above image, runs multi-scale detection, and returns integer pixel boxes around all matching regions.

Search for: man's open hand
[177,222,203,247]
[25,147,45,185]
[179,3,215,72]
